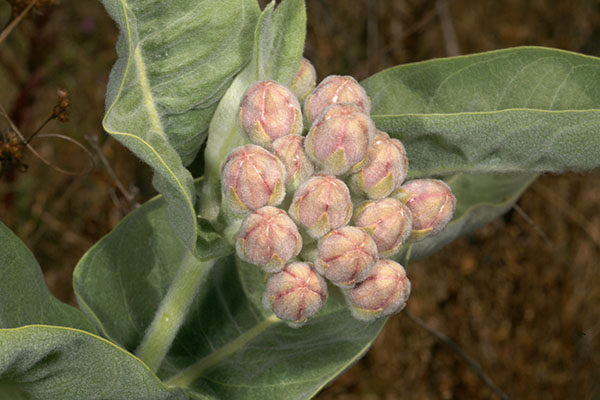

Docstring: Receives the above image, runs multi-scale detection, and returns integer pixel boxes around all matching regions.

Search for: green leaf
[0,325,185,400]
[73,187,230,350]
[74,179,384,400]
[362,47,600,261]
[363,47,600,177]
[0,222,96,333]
[101,0,260,252]
[200,0,306,222]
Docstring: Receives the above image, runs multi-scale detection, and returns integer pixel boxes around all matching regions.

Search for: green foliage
[0,222,96,332]
[101,0,259,253]
[365,47,600,176]
[0,326,185,400]
[363,47,600,261]
[73,195,190,349]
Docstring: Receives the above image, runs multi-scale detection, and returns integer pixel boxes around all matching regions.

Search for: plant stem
[136,254,216,372]
[0,0,38,46]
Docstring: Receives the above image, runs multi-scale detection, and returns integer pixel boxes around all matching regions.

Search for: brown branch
[0,0,38,45]
[85,135,137,209]
[512,203,554,248]
[435,0,460,56]
[402,309,511,400]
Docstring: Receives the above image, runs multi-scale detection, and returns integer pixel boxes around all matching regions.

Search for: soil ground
[1,1,599,399]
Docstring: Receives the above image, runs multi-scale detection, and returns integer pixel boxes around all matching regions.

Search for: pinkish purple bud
[262,261,328,327]
[347,259,411,321]
[352,198,412,258]
[271,134,315,191]
[315,226,378,288]
[289,58,317,102]
[402,179,456,241]
[304,75,371,126]
[349,130,408,199]
[236,206,302,273]
[238,80,303,148]
[221,145,286,214]
[305,103,375,175]
[288,174,352,239]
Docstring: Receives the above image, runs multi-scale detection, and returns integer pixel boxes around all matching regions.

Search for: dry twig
[0,0,38,45]
[403,309,511,400]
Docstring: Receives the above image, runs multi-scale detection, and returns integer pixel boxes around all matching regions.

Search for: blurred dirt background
[1,0,599,399]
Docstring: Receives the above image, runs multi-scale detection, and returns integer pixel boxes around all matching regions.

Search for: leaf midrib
[133,46,166,139]
[164,314,280,388]
[102,0,198,252]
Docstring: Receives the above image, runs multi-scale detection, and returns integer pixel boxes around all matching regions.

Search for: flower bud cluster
[220,59,456,326]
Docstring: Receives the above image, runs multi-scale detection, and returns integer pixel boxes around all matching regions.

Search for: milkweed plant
[1,1,600,399]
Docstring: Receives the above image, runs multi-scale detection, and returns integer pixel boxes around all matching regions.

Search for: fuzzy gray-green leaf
[101,0,259,252]
[364,47,600,261]
[0,326,185,400]
[0,222,96,333]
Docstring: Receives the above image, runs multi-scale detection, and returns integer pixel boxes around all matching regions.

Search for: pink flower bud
[401,179,456,241]
[305,103,375,175]
[315,226,378,288]
[288,174,352,239]
[262,261,328,327]
[304,75,371,126]
[352,198,412,258]
[289,58,317,102]
[236,206,302,273]
[271,134,315,191]
[347,259,411,321]
[349,130,408,199]
[221,145,286,214]
[238,80,303,148]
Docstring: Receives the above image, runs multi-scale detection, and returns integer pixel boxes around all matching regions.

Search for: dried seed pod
[401,179,456,241]
[315,226,378,288]
[288,174,352,239]
[347,259,411,321]
[271,134,315,192]
[221,144,286,214]
[236,206,302,273]
[289,57,317,102]
[349,130,408,199]
[304,75,371,126]
[305,103,374,175]
[353,198,412,258]
[238,80,302,148]
[262,261,328,328]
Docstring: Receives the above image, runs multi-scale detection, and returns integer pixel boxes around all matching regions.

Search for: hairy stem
[136,254,216,372]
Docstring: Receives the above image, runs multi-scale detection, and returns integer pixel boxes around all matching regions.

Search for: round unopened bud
[402,179,456,241]
[221,145,286,214]
[304,75,371,126]
[353,198,412,258]
[289,58,317,102]
[349,131,408,199]
[346,259,411,321]
[236,206,302,273]
[289,174,352,239]
[238,80,302,148]
[271,134,314,191]
[262,261,328,327]
[305,103,375,175]
[315,226,378,288]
